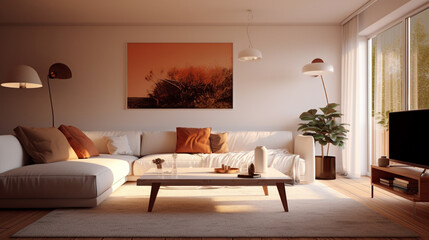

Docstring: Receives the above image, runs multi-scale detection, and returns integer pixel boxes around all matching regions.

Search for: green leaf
[297,102,348,148]
[326,113,342,118]
[308,109,317,115]
[327,103,340,109]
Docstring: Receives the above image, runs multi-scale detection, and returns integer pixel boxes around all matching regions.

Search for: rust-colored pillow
[13,126,78,164]
[58,125,99,159]
[210,132,229,153]
[176,127,212,154]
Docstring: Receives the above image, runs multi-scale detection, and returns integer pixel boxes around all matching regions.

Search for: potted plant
[375,110,390,156]
[298,103,348,179]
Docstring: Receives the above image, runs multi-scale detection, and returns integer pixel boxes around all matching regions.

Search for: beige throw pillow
[13,126,78,164]
[210,132,229,153]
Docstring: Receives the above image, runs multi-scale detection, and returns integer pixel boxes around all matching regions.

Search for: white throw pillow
[105,135,133,155]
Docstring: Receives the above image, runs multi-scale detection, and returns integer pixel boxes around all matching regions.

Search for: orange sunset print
[127,43,233,109]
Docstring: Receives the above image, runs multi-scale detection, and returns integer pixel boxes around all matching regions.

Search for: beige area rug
[13,181,418,238]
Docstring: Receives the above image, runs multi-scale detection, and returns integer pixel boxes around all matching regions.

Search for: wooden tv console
[371,165,429,202]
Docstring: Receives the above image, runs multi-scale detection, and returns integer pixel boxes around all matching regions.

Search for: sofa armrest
[294,135,315,183]
[0,135,29,174]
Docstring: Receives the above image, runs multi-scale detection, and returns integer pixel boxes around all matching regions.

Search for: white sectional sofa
[0,130,315,208]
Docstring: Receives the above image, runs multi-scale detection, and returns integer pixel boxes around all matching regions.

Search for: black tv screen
[389,109,429,169]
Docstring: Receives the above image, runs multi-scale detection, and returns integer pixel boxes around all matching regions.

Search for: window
[369,7,428,165]
[370,23,405,162]
[410,8,429,110]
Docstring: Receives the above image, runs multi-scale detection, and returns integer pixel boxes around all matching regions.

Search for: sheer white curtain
[341,16,367,177]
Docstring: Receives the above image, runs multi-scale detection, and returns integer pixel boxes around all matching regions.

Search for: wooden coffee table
[136,168,293,212]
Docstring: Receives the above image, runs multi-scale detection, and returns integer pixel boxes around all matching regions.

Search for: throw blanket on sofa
[202,149,301,183]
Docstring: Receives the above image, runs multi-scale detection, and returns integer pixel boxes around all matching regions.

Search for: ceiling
[0,0,370,26]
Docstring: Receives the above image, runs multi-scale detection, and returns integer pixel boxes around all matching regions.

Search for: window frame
[367,5,429,170]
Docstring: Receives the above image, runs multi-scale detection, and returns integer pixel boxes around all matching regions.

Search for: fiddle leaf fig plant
[298,103,348,159]
[375,110,390,129]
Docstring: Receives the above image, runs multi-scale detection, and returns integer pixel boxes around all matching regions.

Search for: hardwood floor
[1,176,428,240]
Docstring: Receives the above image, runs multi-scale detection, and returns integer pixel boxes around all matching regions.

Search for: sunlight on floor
[213,205,256,212]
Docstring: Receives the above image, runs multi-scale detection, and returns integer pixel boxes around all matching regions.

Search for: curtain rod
[341,0,378,25]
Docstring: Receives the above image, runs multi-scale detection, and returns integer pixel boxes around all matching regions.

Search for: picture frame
[127,42,233,109]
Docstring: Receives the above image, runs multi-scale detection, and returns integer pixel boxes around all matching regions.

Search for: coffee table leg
[276,182,288,212]
[148,183,161,212]
[262,186,269,196]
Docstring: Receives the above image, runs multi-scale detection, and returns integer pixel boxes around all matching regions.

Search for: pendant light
[238,9,262,61]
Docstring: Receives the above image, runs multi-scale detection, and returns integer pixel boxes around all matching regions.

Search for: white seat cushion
[133,153,207,175]
[0,158,129,199]
[91,154,138,175]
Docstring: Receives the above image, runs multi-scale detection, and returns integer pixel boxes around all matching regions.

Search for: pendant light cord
[246,10,254,48]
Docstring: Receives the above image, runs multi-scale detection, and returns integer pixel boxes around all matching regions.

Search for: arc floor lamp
[1,65,43,89]
[302,58,334,105]
[47,63,72,127]
[1,63,72,127]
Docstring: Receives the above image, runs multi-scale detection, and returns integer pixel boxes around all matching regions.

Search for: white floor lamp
[302,58,334,105]
[1,65,43,89]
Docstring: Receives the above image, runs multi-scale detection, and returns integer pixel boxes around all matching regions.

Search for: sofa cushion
[0,158,129,199]
[210,132,229,153]
[92,154,138,175]
[176,127,212,154]
[202,149,304,182]
[0,135,30,173]
[58,125,100,159]
[105,135,133,155]
[141,131,176,156]
[227,131,293,152]
[133,153,206,176]
[83,131,142,156]
[13,126,78,164]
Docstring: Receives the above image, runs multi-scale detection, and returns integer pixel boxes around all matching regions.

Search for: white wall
[0,25,342,160]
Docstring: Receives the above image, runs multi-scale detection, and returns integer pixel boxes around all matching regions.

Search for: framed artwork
[127,43,233,109]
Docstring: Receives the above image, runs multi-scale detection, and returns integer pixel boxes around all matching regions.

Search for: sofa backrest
[140,130,293,156]
[226,131,293,153]
[141,131,176,156]
[83,131,142,156]
[0,130,295,173]
[0,135,30,174]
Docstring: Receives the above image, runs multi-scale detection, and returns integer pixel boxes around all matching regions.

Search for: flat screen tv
[389,109,429,169]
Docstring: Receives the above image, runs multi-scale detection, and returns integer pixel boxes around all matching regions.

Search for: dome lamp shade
[302,58,334,76]
[238,48,263,61]
[1,65,42,89]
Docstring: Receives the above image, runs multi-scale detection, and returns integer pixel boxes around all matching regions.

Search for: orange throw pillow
[58,125,99,159]
[176,127,212,154]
